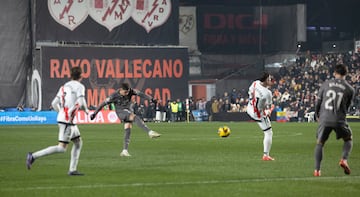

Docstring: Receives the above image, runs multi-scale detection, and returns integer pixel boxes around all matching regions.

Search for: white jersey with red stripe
[53,80,86,124]
[246,80,273,120]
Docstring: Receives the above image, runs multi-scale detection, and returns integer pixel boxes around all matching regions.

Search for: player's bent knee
[72,137,83,148]
[56,145,67,153]
[71,136,81,143]
[128,114,136,121]
[124,122,132,129]
[58,142,68,149]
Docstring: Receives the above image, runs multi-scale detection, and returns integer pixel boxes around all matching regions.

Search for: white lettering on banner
[72,110,120,124]
[93,112,105,123]
[0,115,47,123]
[74,111,92,123]
[0,111,121,125]
[47,0,172,32]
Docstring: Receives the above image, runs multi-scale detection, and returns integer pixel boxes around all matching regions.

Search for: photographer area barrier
[1,110,358,125]
[0,110,120,125]
[0,111,57,125]
[212,112,252,122]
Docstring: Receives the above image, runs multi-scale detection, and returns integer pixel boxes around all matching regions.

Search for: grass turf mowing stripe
[2,176,360,191]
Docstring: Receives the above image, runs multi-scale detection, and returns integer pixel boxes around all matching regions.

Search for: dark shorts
[316,123,352,143]
[117,109,133,123]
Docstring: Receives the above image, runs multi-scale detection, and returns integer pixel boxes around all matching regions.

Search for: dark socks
[134,116,151,132]
[314,144,323,170]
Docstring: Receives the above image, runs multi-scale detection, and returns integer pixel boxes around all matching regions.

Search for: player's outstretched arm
[90,98,109,120]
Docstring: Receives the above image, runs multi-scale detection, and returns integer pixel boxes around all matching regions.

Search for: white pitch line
[2,176,360,191]
[111,132,303,142]
[85,130,303,143]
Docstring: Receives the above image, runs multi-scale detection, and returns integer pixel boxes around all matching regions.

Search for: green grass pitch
[1,122,360,196]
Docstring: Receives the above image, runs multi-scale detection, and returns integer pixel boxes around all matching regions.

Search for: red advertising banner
[74,110,121,124]
[39,46,188,110]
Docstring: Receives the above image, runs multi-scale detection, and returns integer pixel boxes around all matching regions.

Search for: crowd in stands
[202,51,360,122]
[143,51,359,122]
[114,51,360,122]
[274,51,359,121]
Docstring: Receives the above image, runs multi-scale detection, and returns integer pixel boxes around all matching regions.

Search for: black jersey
[315,78,355,126]
[107,88,136,110]
[105,88,151,111]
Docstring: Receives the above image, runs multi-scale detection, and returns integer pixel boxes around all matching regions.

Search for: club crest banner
[36,0,178,45]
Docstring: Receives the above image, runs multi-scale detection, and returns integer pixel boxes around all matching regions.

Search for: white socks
[32,145,66,159]
[263,130,273,155]
[69,139,83,172]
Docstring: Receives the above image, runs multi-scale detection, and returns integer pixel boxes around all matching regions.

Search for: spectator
[177,99,185,121]
[211,99,219,115]
[170,100,178,122]
[224,99,231,112]
[155,100,164,123]
[230,88,238,104]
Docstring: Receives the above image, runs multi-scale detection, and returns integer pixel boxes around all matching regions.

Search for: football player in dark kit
[313,64,355,176]
[90,83,161,157]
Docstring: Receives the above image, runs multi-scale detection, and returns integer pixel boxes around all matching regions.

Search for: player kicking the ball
[90,83,161,157]
[246,72,276,161]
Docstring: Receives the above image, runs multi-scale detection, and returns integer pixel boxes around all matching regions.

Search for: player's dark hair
[334,64,348,76]
[259,72,270,82]
[70,67,82,80]
[121,83,130,91]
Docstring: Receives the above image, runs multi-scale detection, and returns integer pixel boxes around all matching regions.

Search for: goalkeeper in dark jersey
[313,64,355,176]
[90,83,161,157]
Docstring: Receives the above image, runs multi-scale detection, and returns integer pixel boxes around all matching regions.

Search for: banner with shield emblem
[35,0,179,45]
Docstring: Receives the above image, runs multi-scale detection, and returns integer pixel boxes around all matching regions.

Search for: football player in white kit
[26,67,89,175]
[246,72,275,161]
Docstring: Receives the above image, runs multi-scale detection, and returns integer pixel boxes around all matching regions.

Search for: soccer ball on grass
[218,126,231,137]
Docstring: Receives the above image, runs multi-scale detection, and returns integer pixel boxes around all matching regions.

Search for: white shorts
[247,110,272,131]
[256,116,272,131]
[58,123,80,143]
